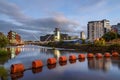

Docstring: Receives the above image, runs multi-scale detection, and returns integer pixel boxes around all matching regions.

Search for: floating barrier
[47,64,56,69]
[104,52,111,57]
[32,67,42,74]
[32,60,43,68]
[87,53,94,58]
[47,58,57,65]
[11,63,24,74]
[78,54,85,59]
[112,52,119,57]
[69,55,76,60]
[59,56,67,62]
[96,53,103,58]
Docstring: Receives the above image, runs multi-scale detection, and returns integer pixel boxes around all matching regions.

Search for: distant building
[87,19,111,42]
[7,30,21,44]
[54,28,60,41]
[112,23,120,34]
[40,28,74,41]
[40,33,70,41]
[80,31,86,39]
[40,34,54,41]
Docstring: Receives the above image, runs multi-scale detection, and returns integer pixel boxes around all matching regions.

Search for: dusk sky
[0,0,120,40]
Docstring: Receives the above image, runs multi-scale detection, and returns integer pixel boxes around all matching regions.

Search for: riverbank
[40,43,120,53]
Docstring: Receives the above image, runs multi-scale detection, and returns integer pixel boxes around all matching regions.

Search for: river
[1,45,120,80]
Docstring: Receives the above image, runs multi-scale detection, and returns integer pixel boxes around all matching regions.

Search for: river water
[2,45,120,80]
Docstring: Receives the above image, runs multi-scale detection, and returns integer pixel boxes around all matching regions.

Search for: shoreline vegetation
[40,42,120,53]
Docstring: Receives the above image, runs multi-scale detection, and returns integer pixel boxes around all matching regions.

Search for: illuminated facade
[7,30,21,44]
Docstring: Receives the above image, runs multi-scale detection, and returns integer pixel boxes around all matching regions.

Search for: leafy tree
[0,34,9,48]
[102,31,120,41]
[94,38,106,46]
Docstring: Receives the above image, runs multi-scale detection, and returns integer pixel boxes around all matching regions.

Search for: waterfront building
[112,23,120,34]
[40,28,72,41]
[80,31,86,39]
[7,30,21,44]
[87,19,111,42]
[54,28,60,41]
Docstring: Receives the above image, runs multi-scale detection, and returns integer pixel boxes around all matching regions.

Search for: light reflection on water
[3,45,120,80]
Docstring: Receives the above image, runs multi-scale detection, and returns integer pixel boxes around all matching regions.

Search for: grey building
[112,23,120,34]
[87,19,111,42]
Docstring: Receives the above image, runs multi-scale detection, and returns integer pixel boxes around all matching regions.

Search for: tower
[54,28,60,41]
[80,31,86,39]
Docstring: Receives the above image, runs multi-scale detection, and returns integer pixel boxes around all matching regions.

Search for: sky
[0,0,120,40]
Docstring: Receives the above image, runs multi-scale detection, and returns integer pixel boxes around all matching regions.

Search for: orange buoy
[69,55,76,60]
[59,56,67,62]
[96,53,103,58]
[112,52,119,57]
[47,58,57,65]
[87,53,94,58]
[11,63,24,74]
[32,60,43,68]
[104,52,111,57]
[78,54,85,59]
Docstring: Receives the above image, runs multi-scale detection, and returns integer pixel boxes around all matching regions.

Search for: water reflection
[32,67,43,74]
[69,60,76,64]
[53,49,61,60]
[3,45,120,80]
[59,61,67,66]
[7,47,21,59]
[47,64,56,70]
[11,72,23,80]
[78,58,85,62]
[88,58,111,72]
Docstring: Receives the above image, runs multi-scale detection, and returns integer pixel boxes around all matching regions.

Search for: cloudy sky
[0,0,120,40]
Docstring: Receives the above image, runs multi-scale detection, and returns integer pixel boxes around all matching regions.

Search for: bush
[94,38,106,46]
[0,34,9,48]
[0,67,7,80]
[0,50,8,56]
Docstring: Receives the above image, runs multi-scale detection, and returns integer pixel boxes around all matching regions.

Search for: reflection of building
[7,30,21,44]
[87,19,111,42]
[7,47,21,59]
[54,49,61,59]
[88,58,111,72]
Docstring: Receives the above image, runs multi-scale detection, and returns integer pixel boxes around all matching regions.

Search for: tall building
[87,19,111,42]
[112,23,120,34]
[80,31,86,39]
[54,28,60,41]
[7,30,21,44]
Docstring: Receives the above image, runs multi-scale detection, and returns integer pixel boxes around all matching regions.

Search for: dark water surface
[2,45,120,80]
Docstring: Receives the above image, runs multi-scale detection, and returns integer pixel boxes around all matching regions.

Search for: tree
[94,38,106,46]
[102,31,120,41]
[0,33,9,48]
